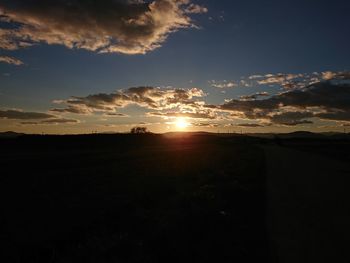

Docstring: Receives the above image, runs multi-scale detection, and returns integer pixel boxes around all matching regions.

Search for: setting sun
[175,118,189,129]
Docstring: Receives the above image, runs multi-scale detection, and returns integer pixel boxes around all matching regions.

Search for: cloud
[0,55,23,65]
[239,92,269,100]
[213,82,350,125]
[209,80,237,89]
[53,86,206,114]
[322,71,350,80]
[269,111,314,126]
[246,71,350,90]
[256,73,303,85]
[21,118,79,125]
[191,122,219,128]
[0,0,207,55]
[248,75,263,80]
[315,111,350,122]
[185,4,208,14]
[40,118,79,124]
[211,71,345,91]
[0,108,79,125]
[104,112,129,117]
[51,105,92,114]
[235,123,265,127]
[252,73,314,90]
[0,109,55,119]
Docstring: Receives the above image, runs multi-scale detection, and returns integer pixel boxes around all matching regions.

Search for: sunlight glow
[175,118,189,129]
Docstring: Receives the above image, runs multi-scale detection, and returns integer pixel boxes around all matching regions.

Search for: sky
[0,0,350,134]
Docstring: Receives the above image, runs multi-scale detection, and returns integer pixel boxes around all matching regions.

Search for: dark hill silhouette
[1,133,349,262]
[0,131,25,138]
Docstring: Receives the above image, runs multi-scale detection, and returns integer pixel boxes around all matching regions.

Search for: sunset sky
[0,0,349,134]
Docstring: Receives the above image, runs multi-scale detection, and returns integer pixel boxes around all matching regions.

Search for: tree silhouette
[130,127,149,134]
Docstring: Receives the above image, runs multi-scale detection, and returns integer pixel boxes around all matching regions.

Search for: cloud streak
[0,109,78,125]
[235,123,265,128]
[20,118,79,125]
[0,55,23,65]
[0,109,55,120]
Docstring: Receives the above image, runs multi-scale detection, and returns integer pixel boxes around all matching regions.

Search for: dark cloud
[269,112,314,126]
[239,92,269,100]
[0,0,207,54]
[214,82,350,125]
[220,82,350,112]
[53,86,206,114]
[20,118,79,125]
[235,123,265,127]
[51,105,91,114]
[315,111,350,122]
[0,109,55,119]
[19,121,39,125]
[0,109,79,125]
[40,118,79,124]
[191,122,219,128]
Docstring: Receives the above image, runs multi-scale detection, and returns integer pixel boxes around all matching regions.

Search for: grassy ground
[0,134,268,263]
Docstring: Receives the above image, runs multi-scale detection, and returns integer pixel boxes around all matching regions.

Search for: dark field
[1,134,267,263]
[1,133,350,263]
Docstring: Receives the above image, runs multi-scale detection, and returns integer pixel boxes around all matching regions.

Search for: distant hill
[247,131,350,140]
[0,130,349,140]
[276,131,326,139]
[0,131,25,138]
[279,131,350,140]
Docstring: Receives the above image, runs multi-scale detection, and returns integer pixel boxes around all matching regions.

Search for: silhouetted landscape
[1,0,349,262]
[1,132,350,262]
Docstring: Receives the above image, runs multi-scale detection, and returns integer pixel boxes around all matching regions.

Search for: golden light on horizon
[175,118,189,130]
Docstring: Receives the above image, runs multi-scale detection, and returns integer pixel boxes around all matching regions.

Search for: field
[1,133,349,263]
[0,134,268,263]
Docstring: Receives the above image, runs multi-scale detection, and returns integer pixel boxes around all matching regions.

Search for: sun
[175,118,189,129]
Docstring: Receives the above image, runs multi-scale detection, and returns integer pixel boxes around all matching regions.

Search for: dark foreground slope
[0,134,267,263]
[264,145,350,263]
